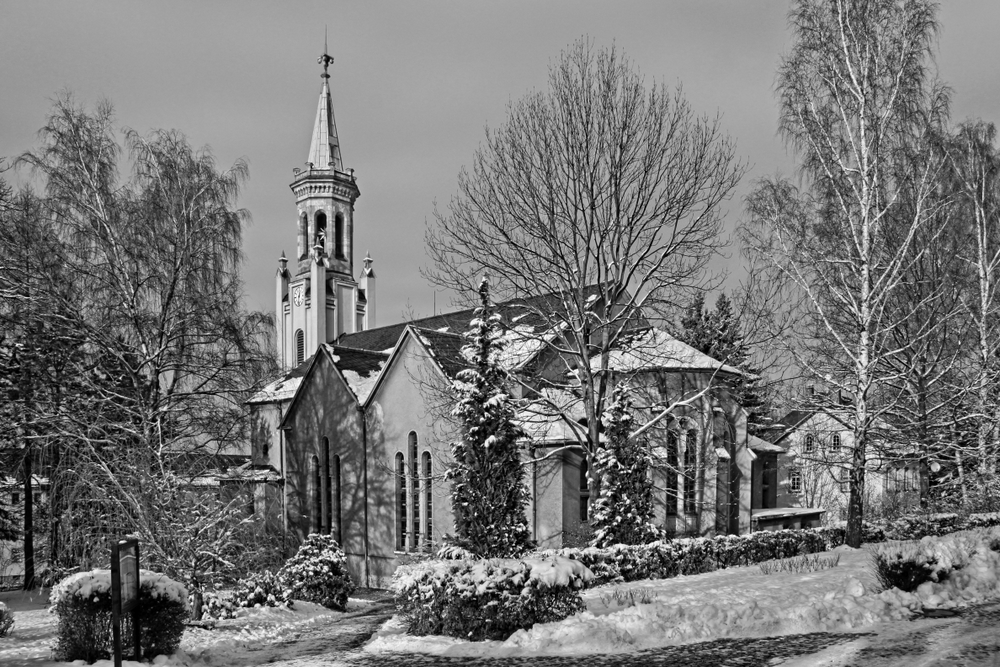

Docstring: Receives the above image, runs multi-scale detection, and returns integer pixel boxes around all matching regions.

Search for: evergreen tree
[677,293,772,436]
[591,384,659,547]
[448,277,532,558]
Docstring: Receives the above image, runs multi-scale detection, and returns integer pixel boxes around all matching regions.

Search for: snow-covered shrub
[200,590,238,620]
[393,555,593,640]
[0,601,13,637]
[277,533,354,610]
[50,569,188,662]
[870,545,938,593]
[549,529,829,587]
[814,522,886,547]
[231,569,291,609]
[436,541,478,560]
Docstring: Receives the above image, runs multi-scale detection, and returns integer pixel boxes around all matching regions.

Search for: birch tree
[741,0,947,547]
[944,121,1000,476]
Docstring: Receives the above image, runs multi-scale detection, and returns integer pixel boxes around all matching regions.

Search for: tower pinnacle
[307,38,343,170]
[318,29,334,80]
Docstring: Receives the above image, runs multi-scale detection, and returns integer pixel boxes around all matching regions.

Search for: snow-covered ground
[367,528,1000,658]
[0,597,376,667]
[3,529,998,666]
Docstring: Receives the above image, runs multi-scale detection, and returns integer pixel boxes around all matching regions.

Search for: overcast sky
[3,1,1000,327]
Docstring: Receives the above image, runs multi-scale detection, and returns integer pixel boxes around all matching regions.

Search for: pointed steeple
[308,43,343,171]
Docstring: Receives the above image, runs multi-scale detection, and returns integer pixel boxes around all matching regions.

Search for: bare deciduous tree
[426,38,745,491]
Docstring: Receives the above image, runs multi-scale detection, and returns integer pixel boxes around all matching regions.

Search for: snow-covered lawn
[0,597,375,667]
[367,529,1000,658]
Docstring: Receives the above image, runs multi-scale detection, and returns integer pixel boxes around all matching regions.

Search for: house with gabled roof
[248,54,758,586]
[764,406,924,523]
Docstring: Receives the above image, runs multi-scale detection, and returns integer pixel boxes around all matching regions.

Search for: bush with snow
[277,533,354,610]
[50,569,188,662]
[200,589,239,620]
[548,529,829,587]
[232,569,292,609]
[393,555,593,640]
[0,601,12,637]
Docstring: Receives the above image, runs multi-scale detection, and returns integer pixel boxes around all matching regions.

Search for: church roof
[307,77,343,170]
[336,284,608,356]
[593,327,742,376]
[411,328,467,379]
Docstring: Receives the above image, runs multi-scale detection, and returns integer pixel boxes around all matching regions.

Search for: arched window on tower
[315,211,327,252]
[294,329,305,366]
[298,213,308,259]
[334,213,345,259]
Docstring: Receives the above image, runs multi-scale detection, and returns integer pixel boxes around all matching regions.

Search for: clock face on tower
[292,285,304,307]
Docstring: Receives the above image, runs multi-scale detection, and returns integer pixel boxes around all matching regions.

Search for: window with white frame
[804,434,816,455]
[789,468,803,494]
[831,433,841,453]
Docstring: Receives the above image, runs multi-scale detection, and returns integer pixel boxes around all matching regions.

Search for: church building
[249,54,758,588]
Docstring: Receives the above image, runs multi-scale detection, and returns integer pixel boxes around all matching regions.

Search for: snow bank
[369,528,1000,658]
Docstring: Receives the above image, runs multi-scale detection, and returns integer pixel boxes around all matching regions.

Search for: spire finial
[318,27,333,79]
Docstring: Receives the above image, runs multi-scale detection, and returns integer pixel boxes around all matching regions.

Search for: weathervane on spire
[318,26,333,79]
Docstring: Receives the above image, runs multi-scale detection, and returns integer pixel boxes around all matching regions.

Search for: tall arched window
[315,211,328,251]
[831,434,841,453]
[409,432,419,546]
[332,454,342,544]
[310,455,321,534]
[422,451,432,547]
[395,452,406,551]
[579,458,590,522]
[294,329,305,366]
[683,428,697,514]
[805,434,816,454]
[334,213,345,259]
[322,437,331,535]
[665,431,679,516]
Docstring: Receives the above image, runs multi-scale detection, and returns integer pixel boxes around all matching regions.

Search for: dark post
[111,538,141,667]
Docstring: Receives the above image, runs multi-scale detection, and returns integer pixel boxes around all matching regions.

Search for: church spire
[308,39,343,171]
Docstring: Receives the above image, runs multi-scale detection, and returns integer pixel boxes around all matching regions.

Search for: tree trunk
[23,450,35,590]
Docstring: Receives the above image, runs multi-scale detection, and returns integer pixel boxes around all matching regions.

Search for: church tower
[275,50,372,370]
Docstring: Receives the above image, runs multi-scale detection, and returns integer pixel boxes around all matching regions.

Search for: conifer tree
[591,384,659,547]
[678,293,772,436]
[448,277,532,557]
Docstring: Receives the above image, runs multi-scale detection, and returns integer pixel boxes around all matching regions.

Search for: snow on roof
[493,325,552,371]
[594,328,742,375]
[342,365,383,403]
[515,389,601,444]
[748,434,787,453]
[248,375,302,404]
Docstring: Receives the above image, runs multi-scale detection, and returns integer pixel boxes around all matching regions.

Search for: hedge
[393,555,592,641]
